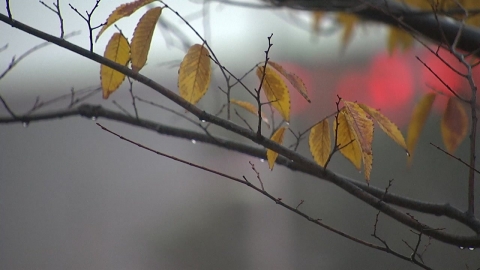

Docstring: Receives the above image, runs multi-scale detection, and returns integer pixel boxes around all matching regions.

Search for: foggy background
[0,1,479,269]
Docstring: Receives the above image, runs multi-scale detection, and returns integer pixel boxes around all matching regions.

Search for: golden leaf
[363,150,373,182]
[387,27,414,55]
[101,33,130,99]
[309,119,331,167]
[268,61,311,103]
[256,66,291,122]
[335,110,362,170]
[96,0,155,41]
[312,11,325,33]
[441,97,468,153]
[178,44,211,105]
[230,99,270,128]
[358,103,408,154]
[337,13,359,51]
[407,93,436,163]
[343,101,374,181]
[267,126,286,170]
[131,7,162,72]
[463,0,480,27]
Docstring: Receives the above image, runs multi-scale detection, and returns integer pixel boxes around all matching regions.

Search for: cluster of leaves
[313,0,480,54]
[97,0,468,183]
[408,93,468,158]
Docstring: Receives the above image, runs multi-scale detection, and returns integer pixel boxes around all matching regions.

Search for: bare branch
[96,122,432,270]
[0,103,479,236]
[39,0,64,38]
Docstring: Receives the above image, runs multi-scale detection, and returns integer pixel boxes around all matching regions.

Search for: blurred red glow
[367,52,414,114]
[418,48,465,110]
[336,52,414,125]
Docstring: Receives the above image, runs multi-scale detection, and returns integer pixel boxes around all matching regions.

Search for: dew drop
[459,246,465,250]
[260,159,265,163]
[468,247,475,251]
[91,116,97,121]
[191,139,196,144]
[286,122,290,126]
[406,151,410,157]
[22,122,29,128]
[201,120,206,123]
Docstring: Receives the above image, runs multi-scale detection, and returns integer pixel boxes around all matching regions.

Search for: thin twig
[0,95,17,118]
[127,77,139,119]
[430,143,480,174]
[6,0,12,20]
[39,0,64,38]
[248,161,264,190]
[415,56,465,101]
[69,0,102,52]
[256,34,274,137]
[0,31,80,80]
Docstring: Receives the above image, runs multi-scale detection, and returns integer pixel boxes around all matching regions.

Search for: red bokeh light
[418,48,466,110]
[336,69,369,103]
[367,52,414,114]
[336,51,414,125]
[419,48,464,94]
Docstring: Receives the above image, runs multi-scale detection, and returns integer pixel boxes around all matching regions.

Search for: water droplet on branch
[191,139,196,144]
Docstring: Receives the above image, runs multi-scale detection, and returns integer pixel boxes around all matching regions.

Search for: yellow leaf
[131,7,162,72]
[267,127,286,170]
[96,0,155,41]
[268,61,311,103]
[463,0,480,27]
[335,110,362,170]
[407,93,436,162]
[101,33,130,99]
[363,150,373,182]
[387,27,414,55]
[312,11,325,33]
[401,0,432,9]
[358,103,408,153]
[441,97,468,153]
[178,44,211,105]
[343,101,374,181]
[337,13,358,51]
[256,66,291,122]
[309,119,331,167]
[230,99,270,128]
[343,101,374,155]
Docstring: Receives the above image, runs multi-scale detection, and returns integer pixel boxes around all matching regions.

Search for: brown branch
[0,103,479,236]
[96,122,433,270]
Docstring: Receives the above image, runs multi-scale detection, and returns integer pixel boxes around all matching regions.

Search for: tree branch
[273,0,480,57]
[1,12,479,248]
[1,104,479,236]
